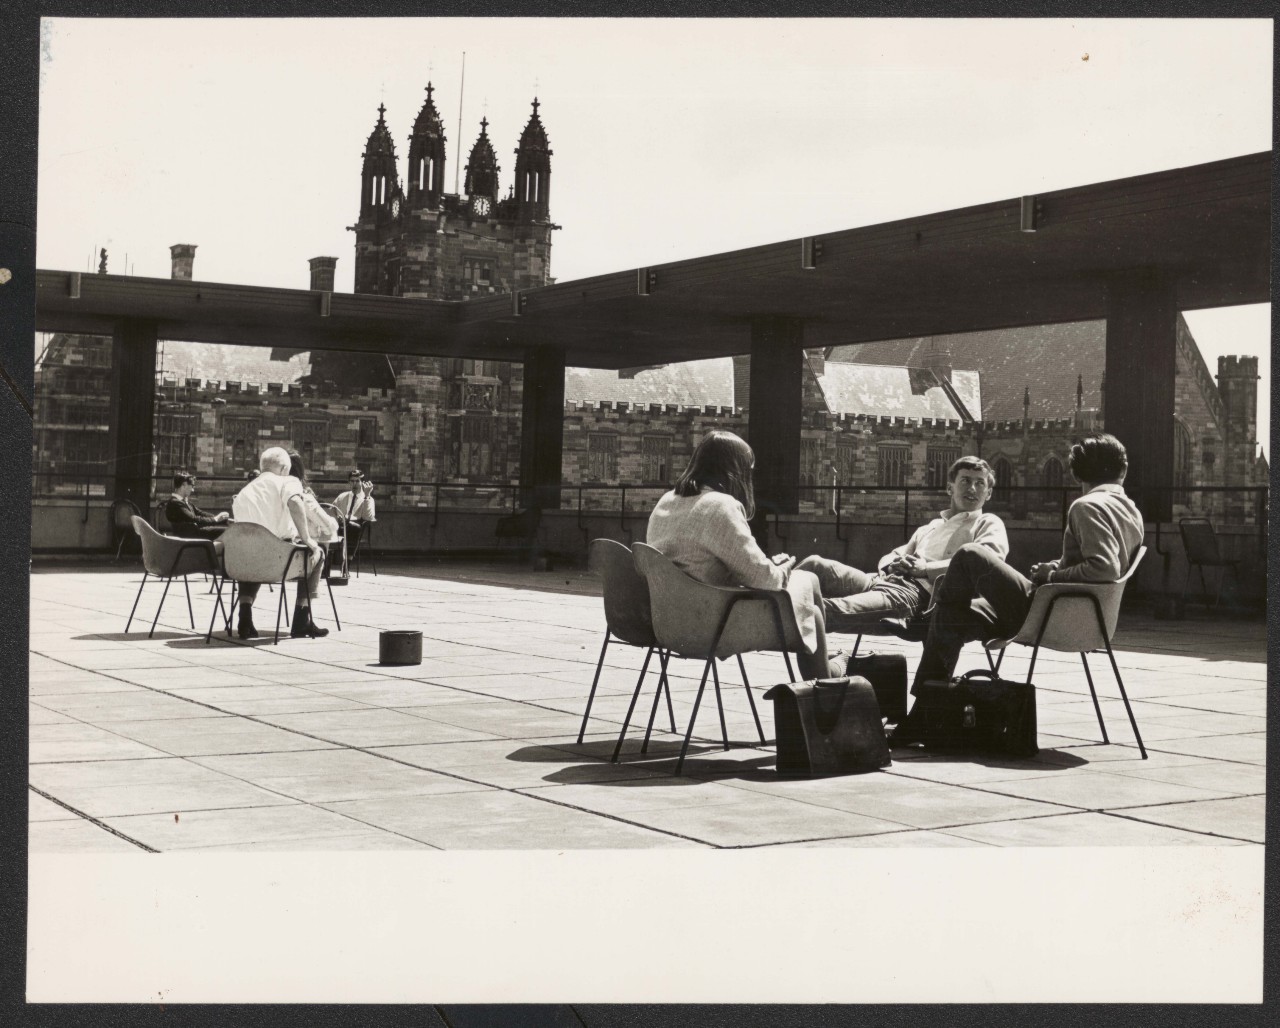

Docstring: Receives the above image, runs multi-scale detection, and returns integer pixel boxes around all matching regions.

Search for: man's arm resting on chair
[287,494,324,567]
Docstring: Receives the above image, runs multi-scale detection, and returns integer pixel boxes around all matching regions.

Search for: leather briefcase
[763,676,891,777]
[845,652,909,724]
[897,669,1038,757]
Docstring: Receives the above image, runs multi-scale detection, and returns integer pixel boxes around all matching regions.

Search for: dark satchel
[763,676,891,777]
[845,652,909,724]
[898,669,1038,757]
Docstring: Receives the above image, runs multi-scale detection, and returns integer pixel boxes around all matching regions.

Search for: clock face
[471,196,491,217]
[389,196,401,218]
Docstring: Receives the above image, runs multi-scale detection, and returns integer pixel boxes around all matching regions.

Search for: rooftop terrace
[29,561,1265,853]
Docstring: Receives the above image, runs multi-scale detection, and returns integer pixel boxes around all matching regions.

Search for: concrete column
[110,319,159,518]
[748,316,805,516]
[519,345,566,510]
[1105,271,1177,521]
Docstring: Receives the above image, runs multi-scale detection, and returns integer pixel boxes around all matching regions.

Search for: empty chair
[350,519,377,577]
[125,516,225,638]
[1179,517,1239,608]
[319,501,350,585]
[578,539,676,748]
[631,542,808,774]
[207,523,340,645]
[984,546,1148,759]
[111,498,141,561]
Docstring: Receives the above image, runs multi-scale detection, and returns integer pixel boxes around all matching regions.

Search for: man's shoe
[877,617,928,643]
[290,610,330,639]
[236,610,260,640]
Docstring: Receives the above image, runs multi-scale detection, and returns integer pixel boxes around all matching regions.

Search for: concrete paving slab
[259,707,504,746]
[28,818,148,853]
[1111,795,1266,843]
[29,723,173,763]
[102,803,391,850]
[939,811,1250,846]
[29,792,78,821]
[1150,733,1266,765]
[102,716,340,757]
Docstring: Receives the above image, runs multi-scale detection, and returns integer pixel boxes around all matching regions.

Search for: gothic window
[454,415,494,477]
[155,412,198,472]
[588,434,619,482]
[926,446,961,489]
[1042,457,1064,489]
[800,437,821,489]
[641,435,672,484]
[291,419,329,470]
[222,416,260,472]
[357,418,377,450]
[835,441,857,485]
[991,457,1014,502]
[877,445,910,488]
[1174,421,1192,504]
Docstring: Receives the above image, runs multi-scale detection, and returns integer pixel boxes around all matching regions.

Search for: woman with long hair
[646,430,843,680]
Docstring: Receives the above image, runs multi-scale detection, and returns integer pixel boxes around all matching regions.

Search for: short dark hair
[948,456,995,488]
[173,470,195,489]
[672,430,757,519]
[348,468,363,479]
[1069,433,1128,484]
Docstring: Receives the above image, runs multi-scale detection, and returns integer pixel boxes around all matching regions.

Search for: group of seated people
[647,429,1144,709]
[161,453,376,641]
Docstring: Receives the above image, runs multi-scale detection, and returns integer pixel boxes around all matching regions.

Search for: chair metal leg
[206,576,229,644]
[1080,652,1110,744]
[710,659,729,751]
[985,646,999,673]
[326,578,341,630]
[273,575,290,644]
[674,659,715,775]
[149,576,174,638]
[851,634,861,658]
[610,646,656,763]
[659,650,676,733]
[578,631,611,744]
[125,571,149,632]
[641,648,667,754]
[225,580,238,634]
[183,575,195,629]
[1103,636,1147,759]
[737,654,765,743]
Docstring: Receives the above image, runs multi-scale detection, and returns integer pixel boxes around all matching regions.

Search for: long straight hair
[672,430,757,519]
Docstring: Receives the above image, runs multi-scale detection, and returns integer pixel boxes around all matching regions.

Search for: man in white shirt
[332,468,376,559]
[795,457,1008,633]
[230,446,328,640]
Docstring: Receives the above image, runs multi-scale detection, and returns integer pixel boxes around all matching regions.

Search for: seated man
[164,471,230,539]
[909,433,1145,693]
[332,468,376,558]
[230,446,329,640]
[796,456,1007,634]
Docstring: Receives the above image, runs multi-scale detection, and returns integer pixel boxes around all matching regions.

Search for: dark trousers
[911,543,1035,691]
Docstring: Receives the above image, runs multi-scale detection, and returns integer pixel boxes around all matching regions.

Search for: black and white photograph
[11,11,1271,1010]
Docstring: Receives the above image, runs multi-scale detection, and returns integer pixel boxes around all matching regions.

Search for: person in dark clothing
[164,471,230,539]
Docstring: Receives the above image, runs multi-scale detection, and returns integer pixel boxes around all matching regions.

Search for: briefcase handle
[956,668,1003,684]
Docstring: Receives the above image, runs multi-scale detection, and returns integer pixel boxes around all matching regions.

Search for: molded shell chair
[1179,518,1239,608]
[985,546,1149,758]
[632,542,807,774]
[578,539,676,748]
[126,516,224,638]
[206,523,339,644]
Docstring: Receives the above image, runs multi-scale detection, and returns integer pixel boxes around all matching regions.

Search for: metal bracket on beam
[318,291,331,317]
[512,290,527,316]
[801,238,823,270]
[636,268,657,295]
[1020,195,1043,233]
[68,272,81,299]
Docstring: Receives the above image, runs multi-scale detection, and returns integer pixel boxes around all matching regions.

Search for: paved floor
[28,561,1266,851]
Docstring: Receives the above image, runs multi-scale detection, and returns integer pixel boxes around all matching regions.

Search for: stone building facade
[31,86,1266,526]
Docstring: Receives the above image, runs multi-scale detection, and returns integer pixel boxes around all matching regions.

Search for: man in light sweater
[796,456,1008,632]
[909,433,1145,692]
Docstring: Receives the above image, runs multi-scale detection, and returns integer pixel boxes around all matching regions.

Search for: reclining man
[230,446,329,640]
[332,468,376,566]
[908,433,1144,694]
[796,456,1008,636]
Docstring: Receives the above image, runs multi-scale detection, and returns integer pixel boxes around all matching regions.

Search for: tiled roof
[818,363,979,421]
[565,359,733,407]
[828,321,1105,421]
[156,341,311,386]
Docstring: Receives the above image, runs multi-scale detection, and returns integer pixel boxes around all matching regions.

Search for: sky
[35,16,1272,447]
